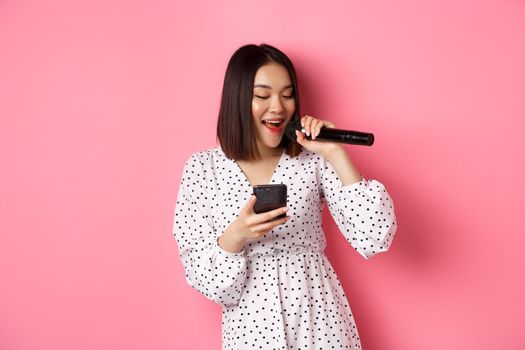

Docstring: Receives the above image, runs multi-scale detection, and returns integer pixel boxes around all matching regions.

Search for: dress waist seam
[246,247,325,260]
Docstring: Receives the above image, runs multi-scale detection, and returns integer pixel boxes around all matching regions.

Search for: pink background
[1,0,524,349]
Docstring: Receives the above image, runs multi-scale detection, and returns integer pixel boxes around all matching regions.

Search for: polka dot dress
[173,146,397,349]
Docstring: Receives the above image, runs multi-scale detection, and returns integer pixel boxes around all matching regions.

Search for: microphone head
[284,119,302,142]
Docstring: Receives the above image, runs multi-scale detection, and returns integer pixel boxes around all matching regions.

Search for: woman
[173,43,397,349]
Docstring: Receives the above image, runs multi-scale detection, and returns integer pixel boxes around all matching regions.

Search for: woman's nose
[270,98,284,114]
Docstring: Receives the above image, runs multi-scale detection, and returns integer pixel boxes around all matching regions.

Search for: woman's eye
[254,94,294,99]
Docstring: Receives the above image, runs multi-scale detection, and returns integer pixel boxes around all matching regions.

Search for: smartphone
[253,184,287,220]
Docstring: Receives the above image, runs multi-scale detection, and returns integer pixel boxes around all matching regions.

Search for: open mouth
[262,120,284,130]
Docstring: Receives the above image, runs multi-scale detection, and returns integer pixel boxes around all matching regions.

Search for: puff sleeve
[319,156,397,259]
[173,153,248,306]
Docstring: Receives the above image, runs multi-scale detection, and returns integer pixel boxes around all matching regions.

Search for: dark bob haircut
[216,43,303,161]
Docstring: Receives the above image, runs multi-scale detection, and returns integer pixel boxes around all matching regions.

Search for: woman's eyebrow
[254,84,293,89]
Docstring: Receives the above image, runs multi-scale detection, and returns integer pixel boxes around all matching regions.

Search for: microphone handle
[304,127,375,146]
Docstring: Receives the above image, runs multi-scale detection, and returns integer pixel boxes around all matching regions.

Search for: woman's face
[251,63,296,151]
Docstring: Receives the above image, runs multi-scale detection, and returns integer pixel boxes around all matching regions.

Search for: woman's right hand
[218,196,291,253]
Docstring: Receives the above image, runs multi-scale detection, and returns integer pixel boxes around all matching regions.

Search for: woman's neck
[256,143,284,160]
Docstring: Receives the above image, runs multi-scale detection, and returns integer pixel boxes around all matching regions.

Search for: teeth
[263,120,282,125]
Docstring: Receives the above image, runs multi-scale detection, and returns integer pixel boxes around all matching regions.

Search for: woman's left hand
[294,115,343,158]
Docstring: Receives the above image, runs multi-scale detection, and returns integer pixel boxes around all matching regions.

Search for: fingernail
[283,207,289,212]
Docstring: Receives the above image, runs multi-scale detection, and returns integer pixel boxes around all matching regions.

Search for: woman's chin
[256,131,284,150]
[265,138,283,149]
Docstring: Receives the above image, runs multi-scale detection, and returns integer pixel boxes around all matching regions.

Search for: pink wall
[1,0,524,349]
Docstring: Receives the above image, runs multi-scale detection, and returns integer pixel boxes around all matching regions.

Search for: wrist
[218,227,245,253]
[322,144,345,162]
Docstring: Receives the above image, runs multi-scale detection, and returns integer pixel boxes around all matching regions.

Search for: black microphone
[284,119,374,146]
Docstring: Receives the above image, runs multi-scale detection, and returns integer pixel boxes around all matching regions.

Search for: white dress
[173,146,397,349]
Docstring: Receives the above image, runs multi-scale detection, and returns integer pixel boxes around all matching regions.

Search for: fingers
[311,119,323,140]
[249,206,288,225]
[325,121,336,128]
[235,197,291,241]
[301,116,334,140]
[249,215,291,237]
[244,205,288,229]
[301,115,313,137]
[301,115,321,138]
[241,195,257,215]
[295,129,305,144]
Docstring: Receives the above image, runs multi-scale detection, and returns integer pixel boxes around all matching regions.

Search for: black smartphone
[253,184,287,220]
